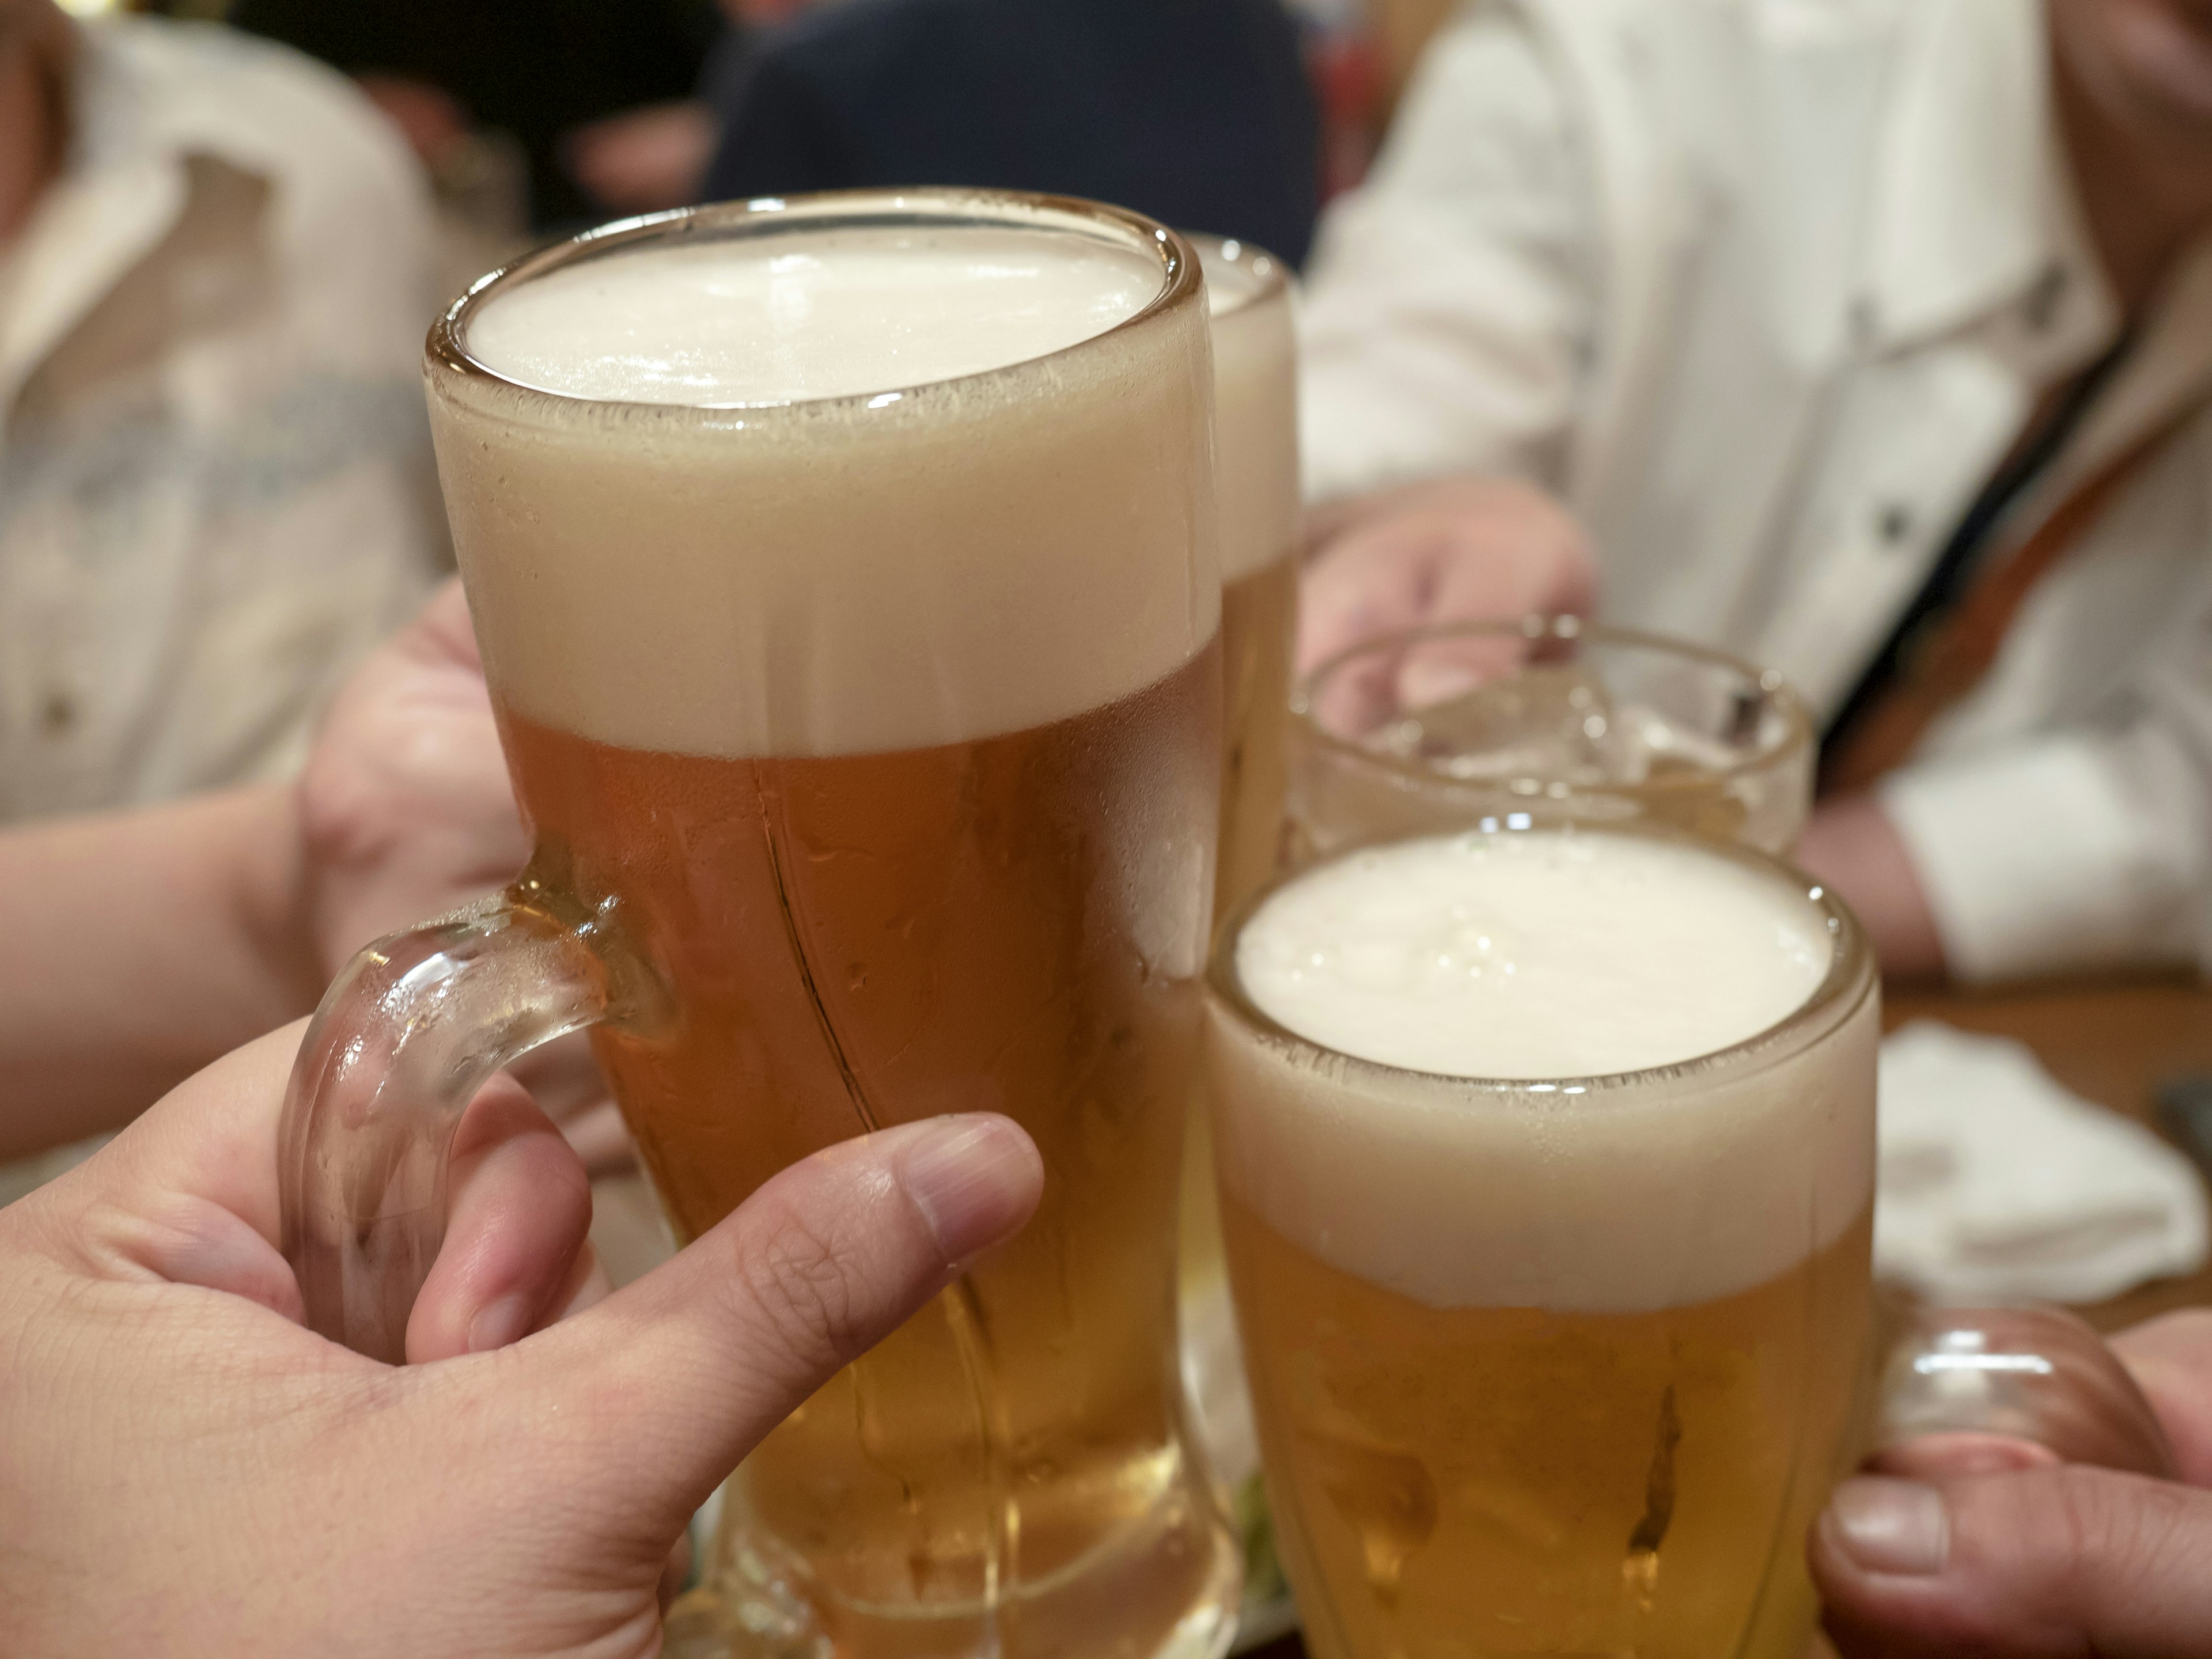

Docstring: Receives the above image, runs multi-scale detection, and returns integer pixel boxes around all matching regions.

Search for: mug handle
[1876,1302,2178,1479]
[278,873,654,1363]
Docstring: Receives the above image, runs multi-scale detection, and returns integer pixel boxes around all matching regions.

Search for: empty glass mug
[1290,617,1815,862]
[279,191,1239,1659]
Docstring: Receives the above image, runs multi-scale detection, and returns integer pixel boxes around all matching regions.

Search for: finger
[1392,627,1528,712]
[65,1022,308,1252]
[406,577,484,671]
[52,1022,603,1363]
[1869,1432,2061,1480]
[1815,1468,2212,1659]
[1388,516,1593,709]
[1297,534,1431,674]
[560,1101,638,1180]
[521,1113,1043,1530]
[506,1029,616,1123]
[406,1075,596,1362]
[2117,1310,2212,1484]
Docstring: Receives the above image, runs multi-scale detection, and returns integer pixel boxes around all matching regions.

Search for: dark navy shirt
[701,0,1320,266]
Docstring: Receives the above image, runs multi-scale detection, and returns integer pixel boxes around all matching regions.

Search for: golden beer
[1207,831,1879,1659]
[426,196,1238,1659]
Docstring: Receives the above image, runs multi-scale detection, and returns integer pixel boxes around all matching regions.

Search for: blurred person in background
[0,0,442,824]
[700,0,1323,266]
[228,0,726,228]
[1297,0,2212,987]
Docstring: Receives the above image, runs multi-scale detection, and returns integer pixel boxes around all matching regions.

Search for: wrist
[237,782,325,1022]
[1796,794,1948,981]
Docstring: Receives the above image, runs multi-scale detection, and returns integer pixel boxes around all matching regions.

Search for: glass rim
[1294,614,1816,795]
[1207,822,1876,1097]
[426,188,1202,416]
[1183,229,1290,320]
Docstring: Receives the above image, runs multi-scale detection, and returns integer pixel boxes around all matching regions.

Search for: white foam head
[1240,832,1830,1078]
[1191,234,1298,584]
[466,228,1164,406]
[1207,832,1877,1312]
[429,199,1221,758]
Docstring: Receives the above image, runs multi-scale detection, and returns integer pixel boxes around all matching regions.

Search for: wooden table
[1884,972,2212,1333]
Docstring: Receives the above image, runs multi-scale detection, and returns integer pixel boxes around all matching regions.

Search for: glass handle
[1875,1302,2177,1479]
[278,882,639,1363]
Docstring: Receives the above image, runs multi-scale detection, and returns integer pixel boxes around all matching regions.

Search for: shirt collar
[0,18,281,412]
[1862,0,2118,361]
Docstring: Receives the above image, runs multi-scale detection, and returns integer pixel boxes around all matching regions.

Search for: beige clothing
[0,17,443,821]
[1301,0,2212,983]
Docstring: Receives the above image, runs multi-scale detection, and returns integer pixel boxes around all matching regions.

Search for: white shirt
[1301,0,2212,983]
[0,18,444,822]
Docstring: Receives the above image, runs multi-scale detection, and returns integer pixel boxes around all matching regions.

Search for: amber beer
[1207,831,1879,1659]
[429,199,1236,1659]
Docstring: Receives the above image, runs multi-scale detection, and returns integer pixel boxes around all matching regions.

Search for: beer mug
[279,192,1239,1659]
[1191,233,1300,926]
[1290,617,1816,862]
[1203,827,2176,1659]
[1207,827,1876,1658]
[1176,232,1302,1639]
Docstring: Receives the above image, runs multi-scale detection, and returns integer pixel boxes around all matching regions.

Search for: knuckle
[1972,1467,2152,1630]
[729,1199,865,1374]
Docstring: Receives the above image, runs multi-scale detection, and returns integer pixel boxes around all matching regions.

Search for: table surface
[1884,972,2212,1332]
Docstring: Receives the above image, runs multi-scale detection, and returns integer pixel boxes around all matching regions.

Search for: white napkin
[1875,1020,2209,1304]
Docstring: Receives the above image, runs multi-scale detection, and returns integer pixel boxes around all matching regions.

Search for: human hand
[0,1022,1043,1658]
[1792,794,1947,981]
[296,581,631,1170]
[1298,476,1597,692]
[1815,1310,2212,1657]
[298,578,525,974]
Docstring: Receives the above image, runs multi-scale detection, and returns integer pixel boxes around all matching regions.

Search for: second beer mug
[1207,828,1878,1659]
[279,193,1238,1659]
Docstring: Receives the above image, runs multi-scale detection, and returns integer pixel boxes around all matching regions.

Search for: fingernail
[468,1293,533,1354]
[896,1115,1043,1266]
[1824,1477,1949,1577]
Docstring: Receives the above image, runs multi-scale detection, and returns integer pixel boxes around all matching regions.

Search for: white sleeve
[1880,719,2212,983]
[1298,1,1600,504]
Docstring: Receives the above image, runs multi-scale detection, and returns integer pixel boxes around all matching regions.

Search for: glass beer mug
[1289,617,1816,863]
[279,192,1240,1659]
[1205,825,2177,1659]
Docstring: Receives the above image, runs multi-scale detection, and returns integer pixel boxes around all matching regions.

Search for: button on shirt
[1300,0,2212,983]
[0,18,444,823]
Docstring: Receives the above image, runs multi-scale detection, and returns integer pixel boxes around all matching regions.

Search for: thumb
[1815,1467,2212,1658]
[516,1112,1042,1536]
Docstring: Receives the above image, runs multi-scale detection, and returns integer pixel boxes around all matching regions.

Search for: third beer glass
[1177,232,1302,1634]
[279,192,1237,1659]
[1190,233,1300,920]
[1207,828,1878,1659]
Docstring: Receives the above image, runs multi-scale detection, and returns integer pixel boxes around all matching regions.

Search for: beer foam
[430,213,1221,758]
[1193,236,1299,584]
[465,229,1164,405]
[1208,832,1877,1313]
[1239,832,1830,1078]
